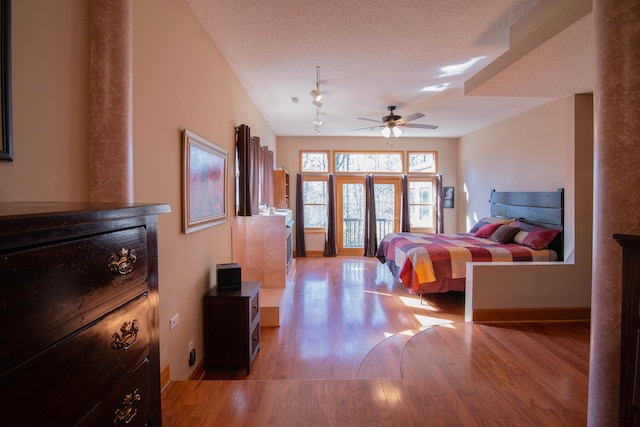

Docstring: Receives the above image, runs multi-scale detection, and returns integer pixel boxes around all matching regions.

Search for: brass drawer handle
[108,248,137,275]
[111,320,139,350]
[113,388,141,425]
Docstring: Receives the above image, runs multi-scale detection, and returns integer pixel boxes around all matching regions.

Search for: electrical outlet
[170,313,179,330]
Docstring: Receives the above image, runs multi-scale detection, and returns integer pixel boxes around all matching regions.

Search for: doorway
[335,176,400,254]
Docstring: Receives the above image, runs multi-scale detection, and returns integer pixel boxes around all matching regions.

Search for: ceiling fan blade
[398,112,425,123]
[402,123,438,130]
[357,117,382,123]
[350,125,384,131]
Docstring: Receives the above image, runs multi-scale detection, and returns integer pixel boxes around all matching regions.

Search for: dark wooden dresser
[204,281,260,374]
[0,202,170,426]
[615,234,640,426]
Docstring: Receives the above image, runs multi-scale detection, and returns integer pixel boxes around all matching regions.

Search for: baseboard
[472,307,591,323]
[189,360,206,380]
[160,364,171,392]
[305,250,325,257]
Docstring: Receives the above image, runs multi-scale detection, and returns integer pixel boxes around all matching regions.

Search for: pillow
[511,220,562,249]
[469,216,515,233]
[474,222,503,238]
[489,224,520,243]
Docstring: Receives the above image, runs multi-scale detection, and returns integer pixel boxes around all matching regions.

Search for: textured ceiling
[186,0,594,138]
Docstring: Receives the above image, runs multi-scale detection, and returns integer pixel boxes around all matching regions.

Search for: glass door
[335,176,401,254]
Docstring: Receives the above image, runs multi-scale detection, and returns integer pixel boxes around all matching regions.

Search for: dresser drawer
[0,227,148,373]
[0,293,150,426]
[78,358,151,427]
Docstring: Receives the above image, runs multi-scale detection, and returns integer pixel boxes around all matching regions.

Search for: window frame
[333,150,405,174]
[301,174,329,230]
[299,150,330,174]
[407,175,437,233]
[407,151,438,174]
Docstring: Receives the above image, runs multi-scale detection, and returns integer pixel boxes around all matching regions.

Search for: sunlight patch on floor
[399,296,438,311]
[413,314,455,327]
[363,290,393,297]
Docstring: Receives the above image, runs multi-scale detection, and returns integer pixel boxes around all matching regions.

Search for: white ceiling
[186,0,594,138]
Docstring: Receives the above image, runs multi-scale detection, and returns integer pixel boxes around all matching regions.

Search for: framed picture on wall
[443,186,454,208]
[182,129,228,233]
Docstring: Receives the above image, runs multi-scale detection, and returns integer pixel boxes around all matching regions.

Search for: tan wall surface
[1,0,91,201]
[3,0,275,381]
[459,95,593,314]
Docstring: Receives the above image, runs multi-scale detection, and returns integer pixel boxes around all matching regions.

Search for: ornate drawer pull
[108,248,137,275]
[113,388,141,425]
[111,320,139,350]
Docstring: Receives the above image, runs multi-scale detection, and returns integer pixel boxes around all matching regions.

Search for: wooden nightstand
[203,281,260,374]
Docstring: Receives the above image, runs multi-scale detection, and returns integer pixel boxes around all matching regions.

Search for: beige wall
[459,95,593,316]
[276,136,460,250]
[1,0,91,201]
[3,0,275,381]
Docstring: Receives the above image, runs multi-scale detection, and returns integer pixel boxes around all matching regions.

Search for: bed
[376,189,564,294]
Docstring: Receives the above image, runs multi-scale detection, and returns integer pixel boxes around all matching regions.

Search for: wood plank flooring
[162,256,590,426]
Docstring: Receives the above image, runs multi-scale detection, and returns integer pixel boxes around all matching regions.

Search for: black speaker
[216,263,241,291]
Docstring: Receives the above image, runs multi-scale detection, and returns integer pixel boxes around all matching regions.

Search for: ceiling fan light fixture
[381,126,392,138]
[310,89,322,102]
[392,126,402,137]
[313,99,323,109]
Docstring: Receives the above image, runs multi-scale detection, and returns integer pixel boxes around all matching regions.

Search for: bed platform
[376,189,564,295]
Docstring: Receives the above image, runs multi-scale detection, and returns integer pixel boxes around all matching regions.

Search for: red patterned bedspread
[376,232,558,294]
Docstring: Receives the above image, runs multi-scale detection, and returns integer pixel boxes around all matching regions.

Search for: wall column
[588,1,640,425]
[89,0,133,203]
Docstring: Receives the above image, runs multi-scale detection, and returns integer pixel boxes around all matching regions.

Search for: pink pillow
[474,222,502,238]
[511,221,562,249]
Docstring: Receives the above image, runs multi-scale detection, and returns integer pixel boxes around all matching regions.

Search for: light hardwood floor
[162,256,590,426]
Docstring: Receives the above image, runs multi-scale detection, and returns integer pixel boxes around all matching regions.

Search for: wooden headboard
[489,188,564,261]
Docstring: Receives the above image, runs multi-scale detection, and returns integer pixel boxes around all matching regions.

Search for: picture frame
[182,129,228,233]
[0,0,13,162]
[443,186,454,209]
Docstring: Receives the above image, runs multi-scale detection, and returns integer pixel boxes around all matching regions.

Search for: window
[334,151,403,173]
[300,150,329,173]
[408,178,436,232]
[408,151,437,173]
[303,177,328,228]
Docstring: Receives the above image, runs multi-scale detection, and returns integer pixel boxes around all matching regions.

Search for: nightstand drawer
[0,227,149,373]
[250,290,260,324]
[0,294,150,426]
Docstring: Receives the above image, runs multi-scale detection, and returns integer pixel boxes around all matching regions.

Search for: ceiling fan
[352,106,438,137]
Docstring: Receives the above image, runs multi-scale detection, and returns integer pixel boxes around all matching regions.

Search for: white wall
[459,95,593,318]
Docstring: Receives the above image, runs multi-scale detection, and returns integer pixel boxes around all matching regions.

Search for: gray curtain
[400,174,410,232]
[436,174,444,233]
[295,174,306,257]
[363,174,377,257]
[236,124,252,216]
[323,174,337,257]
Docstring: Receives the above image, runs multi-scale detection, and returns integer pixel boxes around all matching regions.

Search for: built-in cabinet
[273,169,289,209]
[0,202,170,426]
[232,211,294,326]
[615,234,640,426]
